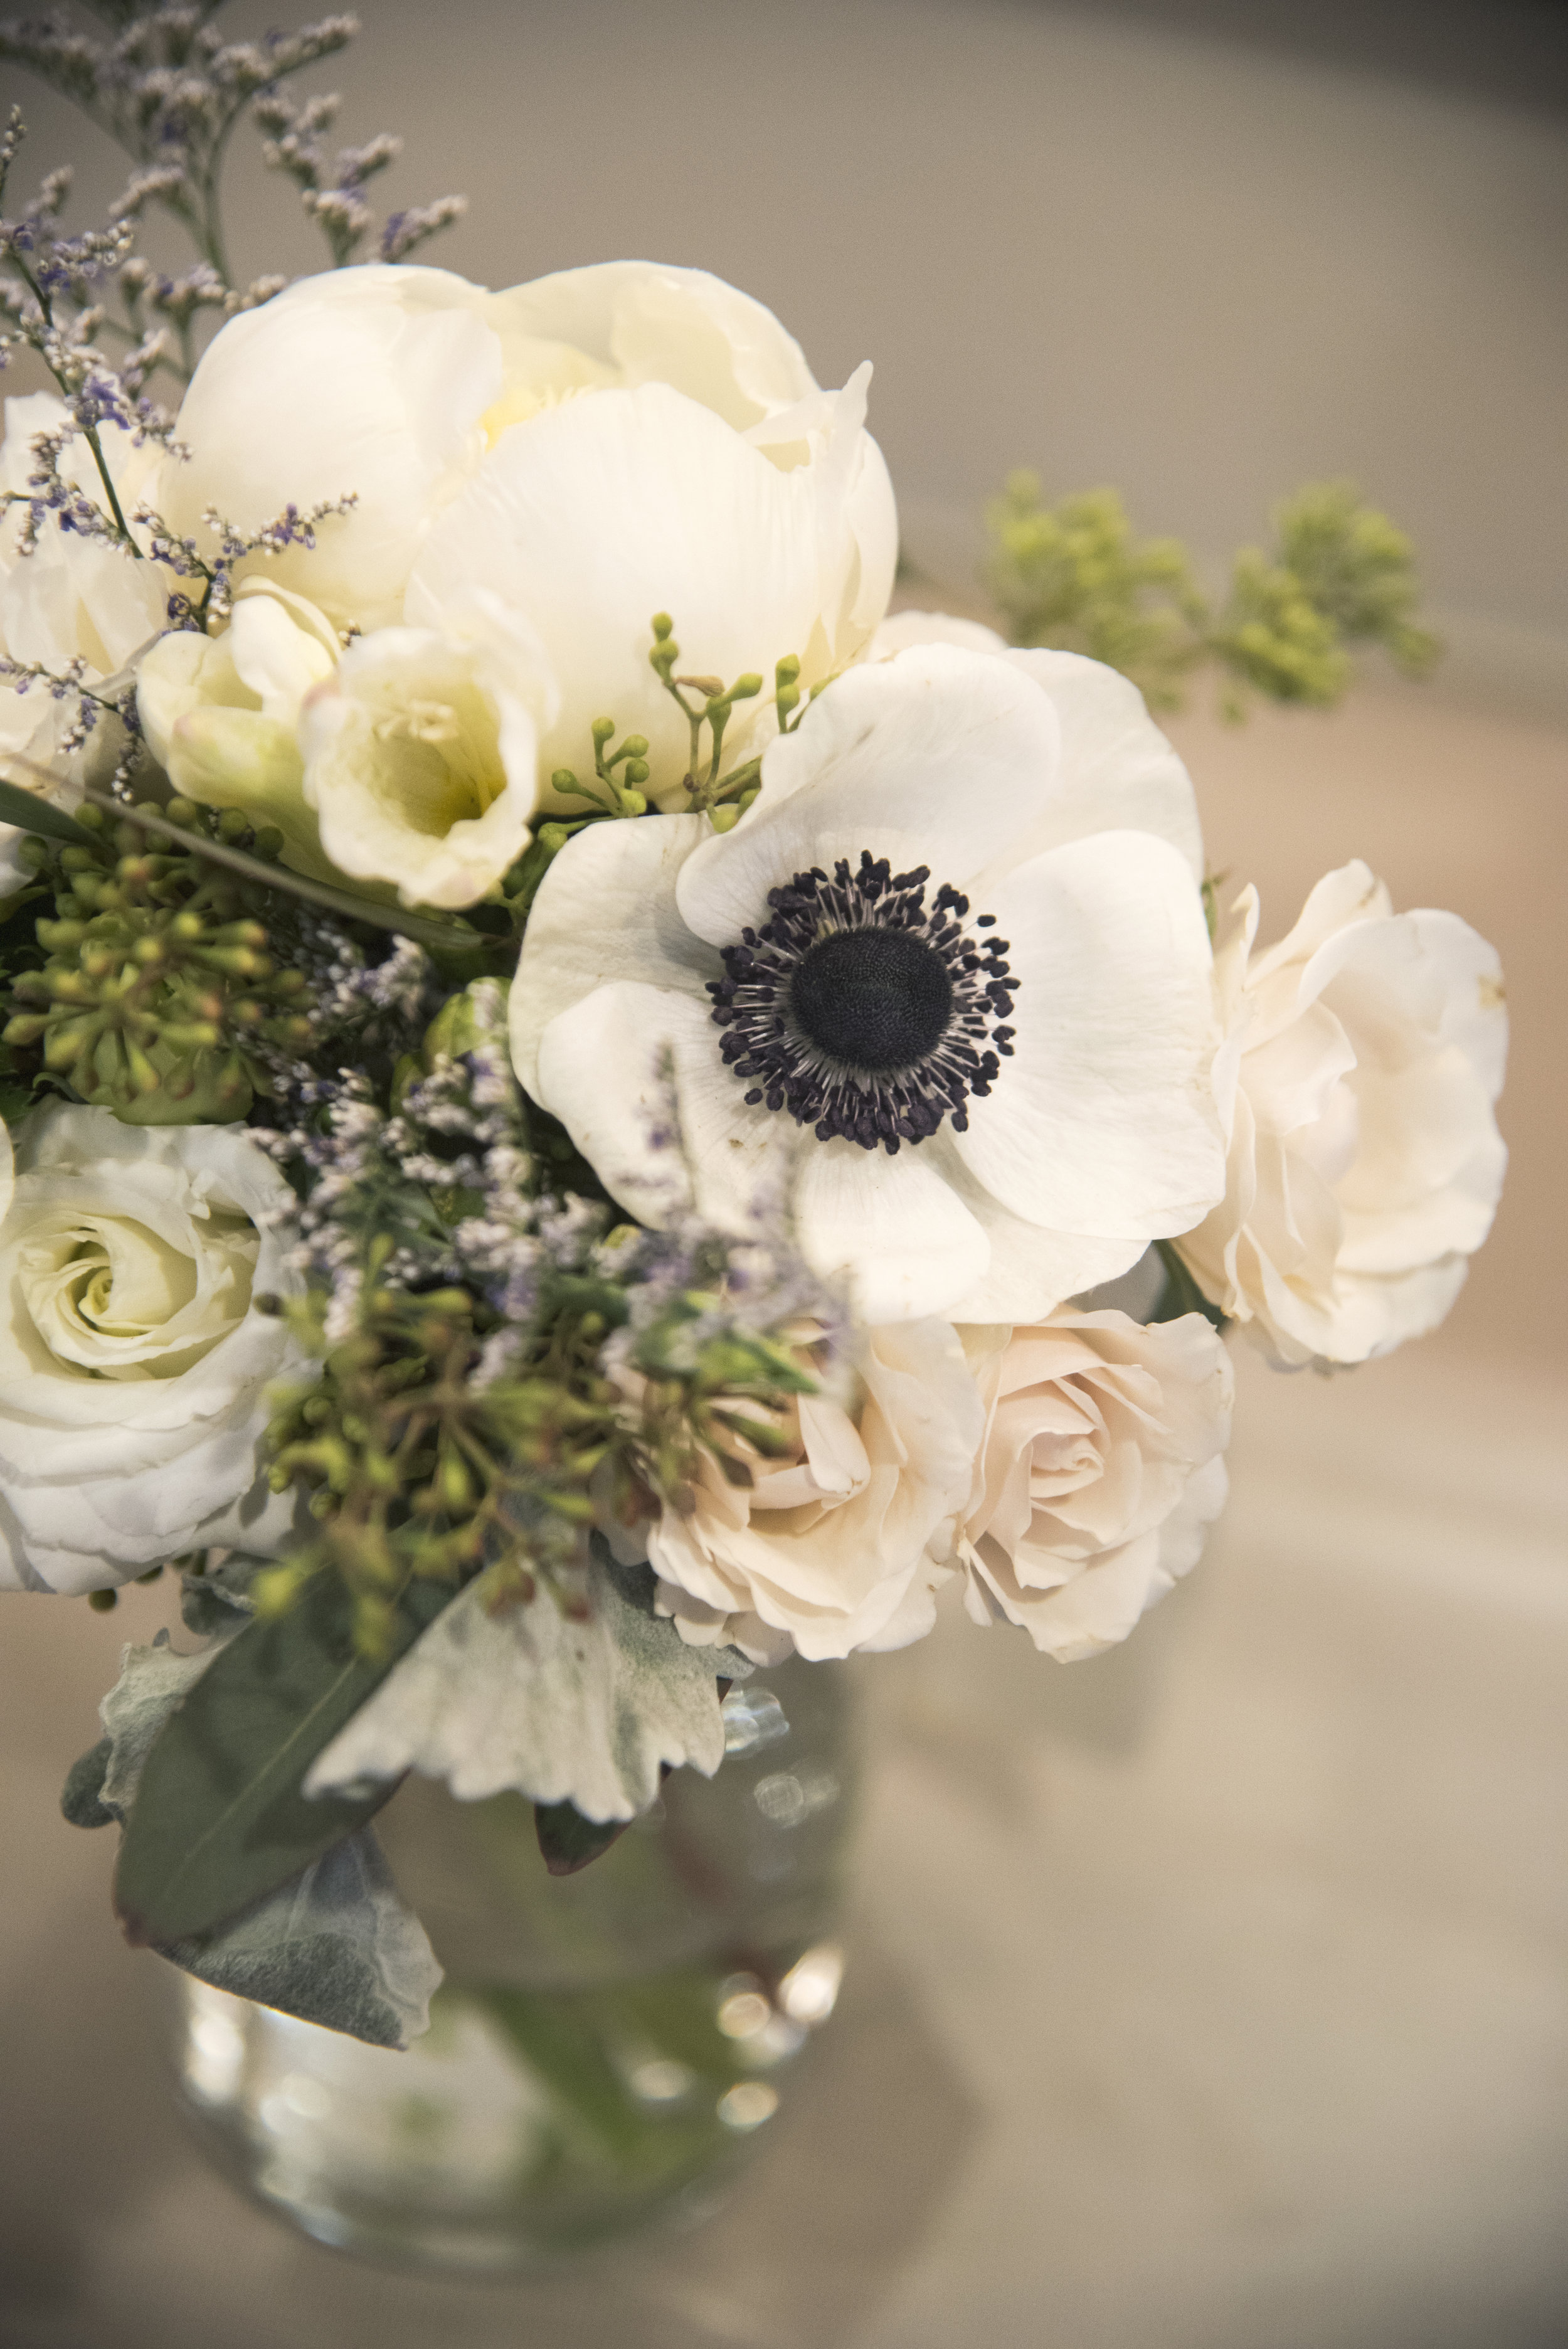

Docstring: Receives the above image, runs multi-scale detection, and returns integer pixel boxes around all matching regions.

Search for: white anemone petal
[954,831,1222,1236]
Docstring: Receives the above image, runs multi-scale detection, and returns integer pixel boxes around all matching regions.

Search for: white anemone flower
[512,645,1225,1325]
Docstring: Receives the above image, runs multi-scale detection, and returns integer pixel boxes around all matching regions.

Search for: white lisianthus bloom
[0,1107,309,1594]
[136,581,342,878]
[0,393,167,888]
[1175,865,1508,1367]
[406,261,897,810]
[956,1308,1232,1660]
[297,597,558,908]
[622,1317,984,1663]
[512,645,1224,1325]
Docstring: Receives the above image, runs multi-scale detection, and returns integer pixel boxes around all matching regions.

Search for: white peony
[296,597,558,908]
[0,1107,309,1594]
[135,581,342,878]
[957,1308,1232,1660]
[0,393,167,888]
[1176,864,1508,1367]
[624,1317,984,1663]
[406,260,897,812]
[156,262,897,798]
[511,644,1224,1326]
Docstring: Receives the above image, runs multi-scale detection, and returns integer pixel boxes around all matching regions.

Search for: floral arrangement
[0,3,1507,2055]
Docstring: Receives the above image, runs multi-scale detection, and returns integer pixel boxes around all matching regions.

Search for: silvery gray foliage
[158,1830,442,2050]
[82,1618,442,2048]
[307,1552,749,1824]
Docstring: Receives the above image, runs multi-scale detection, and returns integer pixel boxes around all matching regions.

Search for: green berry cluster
[2,797,314,1122]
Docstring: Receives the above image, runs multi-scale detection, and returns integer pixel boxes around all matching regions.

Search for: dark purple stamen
[706,851,1018,1155]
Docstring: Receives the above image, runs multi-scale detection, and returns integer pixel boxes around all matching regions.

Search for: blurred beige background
[2,3,1565,2344]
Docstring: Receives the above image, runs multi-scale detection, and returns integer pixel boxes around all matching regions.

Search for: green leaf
[303,1551,729,1826]
[1150,1241,1227,1332]
[0,775,92,846]
[73,788,483,957]
[162,1828,442,2049]
[533,1800,632,1877]
[113,1572,455,1947]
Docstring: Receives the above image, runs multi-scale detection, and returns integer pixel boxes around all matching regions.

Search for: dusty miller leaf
[163,1829,442,2049]
[112,1570,452,1946]
[306,1554,731,1824]
[82,1621,441,2045]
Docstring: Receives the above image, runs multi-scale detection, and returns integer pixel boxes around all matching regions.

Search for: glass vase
[167,1657,858,2272]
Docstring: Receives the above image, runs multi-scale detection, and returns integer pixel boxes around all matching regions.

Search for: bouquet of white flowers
[0,4,1506,2059]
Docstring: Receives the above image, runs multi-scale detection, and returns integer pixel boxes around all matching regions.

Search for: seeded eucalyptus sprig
[2,793,314,1119]
[984,472,1439,717]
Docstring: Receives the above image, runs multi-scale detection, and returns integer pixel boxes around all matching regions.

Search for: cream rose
[1176,864,1508,1367]
[957,1308,1233,1660]
[0,1108,309,1594]
[630,1317,984,1663]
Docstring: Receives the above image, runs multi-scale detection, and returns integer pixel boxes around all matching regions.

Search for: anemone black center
[788,927,954,1072]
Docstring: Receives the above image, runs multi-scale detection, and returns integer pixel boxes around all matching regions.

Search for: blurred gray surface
[7,0,1567,704]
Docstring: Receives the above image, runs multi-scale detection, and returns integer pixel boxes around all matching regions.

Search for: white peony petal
[161,265,502,630]
[509,812,714,1096]
[789,1138,990,1322]
[407,381,886,810]
[954,830,1222,1236]
[674,645,1062,948]
[487,260,818,430]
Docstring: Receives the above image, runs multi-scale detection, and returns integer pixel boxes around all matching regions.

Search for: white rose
[0,1106,309,1594]
[512,644,1223,1325]
[135,581,342,879]
[297,597,558,908]
[1176,864,1508,1367]
[958,1308,1233,1660]
[405,259,898,811]
[1,393,167,886]
[633,1317,984,1663]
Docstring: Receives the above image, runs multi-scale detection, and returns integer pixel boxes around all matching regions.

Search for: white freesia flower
[623,1317,983,1663]
[406,260,897,810]
[0,1107,308,1594]
[0,393,166,889]
[1176,865,1508,1367]
[136,581,342,878]
[512,645,1224,1325]
[297,597,558,908]
[957,1308,1232,1660]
